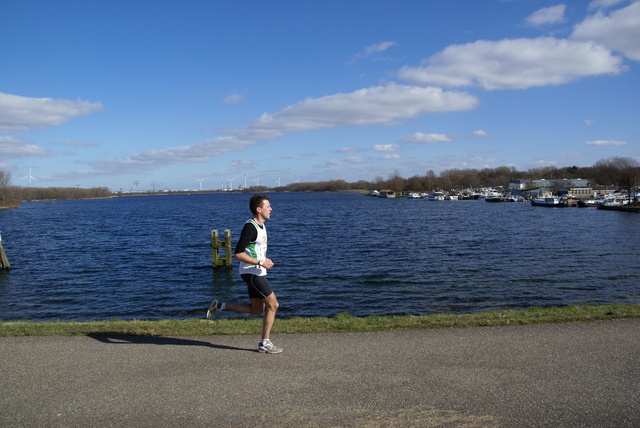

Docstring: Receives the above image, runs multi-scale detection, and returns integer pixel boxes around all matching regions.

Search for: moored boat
[408,192,426,199]
[531,197,568,207]
[600,193,629,206]
[425,190,445,201]
[577,199,599,208]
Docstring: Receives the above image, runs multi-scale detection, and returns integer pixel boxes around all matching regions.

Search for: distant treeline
[279,157,640,194]
[1,157,638,207]
[0,184,111,207]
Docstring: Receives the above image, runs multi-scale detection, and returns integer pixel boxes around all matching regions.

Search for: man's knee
[265,297,279,312]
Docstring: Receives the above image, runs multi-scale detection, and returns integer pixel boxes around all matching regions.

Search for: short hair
[250,194,269,215]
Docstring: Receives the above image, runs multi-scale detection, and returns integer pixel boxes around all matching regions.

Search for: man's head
[250,194,270,216]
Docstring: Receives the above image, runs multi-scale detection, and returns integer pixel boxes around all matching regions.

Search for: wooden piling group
[0,232,10,271]
[211,229,232,269]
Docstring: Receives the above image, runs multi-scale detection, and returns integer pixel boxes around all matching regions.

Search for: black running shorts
[241,274,274,299]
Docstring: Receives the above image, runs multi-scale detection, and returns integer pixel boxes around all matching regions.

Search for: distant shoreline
[0,190,369,208]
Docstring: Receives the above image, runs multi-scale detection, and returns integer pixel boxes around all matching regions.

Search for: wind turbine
[253,177,261,187]
[275,177,281,187]
[195,178,204,191]
[21,167,37,188]
[227,178,234,191]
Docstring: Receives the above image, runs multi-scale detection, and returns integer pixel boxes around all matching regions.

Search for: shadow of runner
[87,333,254,352]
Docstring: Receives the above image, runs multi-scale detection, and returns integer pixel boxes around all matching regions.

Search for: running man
[206,194,282,354]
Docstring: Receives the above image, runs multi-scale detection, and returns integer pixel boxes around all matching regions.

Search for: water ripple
[1,193,639,321]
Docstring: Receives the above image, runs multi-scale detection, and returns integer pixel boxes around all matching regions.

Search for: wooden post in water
[0,232,10,271]
[211,229,232,269]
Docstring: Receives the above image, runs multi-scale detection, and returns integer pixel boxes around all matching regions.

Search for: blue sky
[1,0,638,191]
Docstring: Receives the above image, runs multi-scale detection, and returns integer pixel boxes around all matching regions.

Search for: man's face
[257,200,272,220]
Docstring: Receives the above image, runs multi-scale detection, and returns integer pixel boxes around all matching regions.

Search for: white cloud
[399,132,453,144]
[351,41,397,62]
[336,147,365,154]
[0,92,103,133]
[82,136,244,175]
[557,151,588,160]
[229,159,254,171]
[406,154,504,171]
[326,156,370,166]
[380,153,401,160]
[525,4,567,26]
[588,0,627,10]
[372,144,400,151]
[397,37,623,90]
[54,140,100,148]
[470,130,491,137]
[586,139,628,145]
[229,84,478,143]
[0,136,54,158]
[397,129,488,145]
[572,1,640,61]
[78,84,478,176]
[532,158,560,167]
[222,93,245,106]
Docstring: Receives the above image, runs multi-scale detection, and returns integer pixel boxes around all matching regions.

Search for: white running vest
[239,219,268,276]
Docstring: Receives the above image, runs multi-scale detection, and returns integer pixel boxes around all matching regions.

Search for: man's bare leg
[261,293,279,340]
[226,300,264,315]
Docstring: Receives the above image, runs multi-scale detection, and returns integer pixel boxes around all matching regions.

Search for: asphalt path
[1,319,638,427]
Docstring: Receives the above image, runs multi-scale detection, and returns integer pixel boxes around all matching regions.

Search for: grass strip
[1,304,638,338]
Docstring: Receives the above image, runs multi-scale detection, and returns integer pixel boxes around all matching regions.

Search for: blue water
[0,193,638,321]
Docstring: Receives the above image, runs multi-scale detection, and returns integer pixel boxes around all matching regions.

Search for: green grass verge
[1,304,638,337]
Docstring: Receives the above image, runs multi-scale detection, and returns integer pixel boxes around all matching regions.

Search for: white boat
[425,190,445,201]
[500,195,525,202]
[600,194,629,206]
[459,190,477,200]
[531,197,567,207]
[477,188,502,199]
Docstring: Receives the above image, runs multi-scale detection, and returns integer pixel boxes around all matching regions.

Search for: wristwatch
[257,260,262,267]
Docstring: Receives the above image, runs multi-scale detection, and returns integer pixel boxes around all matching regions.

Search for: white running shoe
[206,298,220,319]
[258,340,283,354]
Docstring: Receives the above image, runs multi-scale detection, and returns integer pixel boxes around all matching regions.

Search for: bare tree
[593,157,638,184]
[424,170,436,191]
[387,170,404,193]
[0,170,11,203]
[593,157,640,203]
